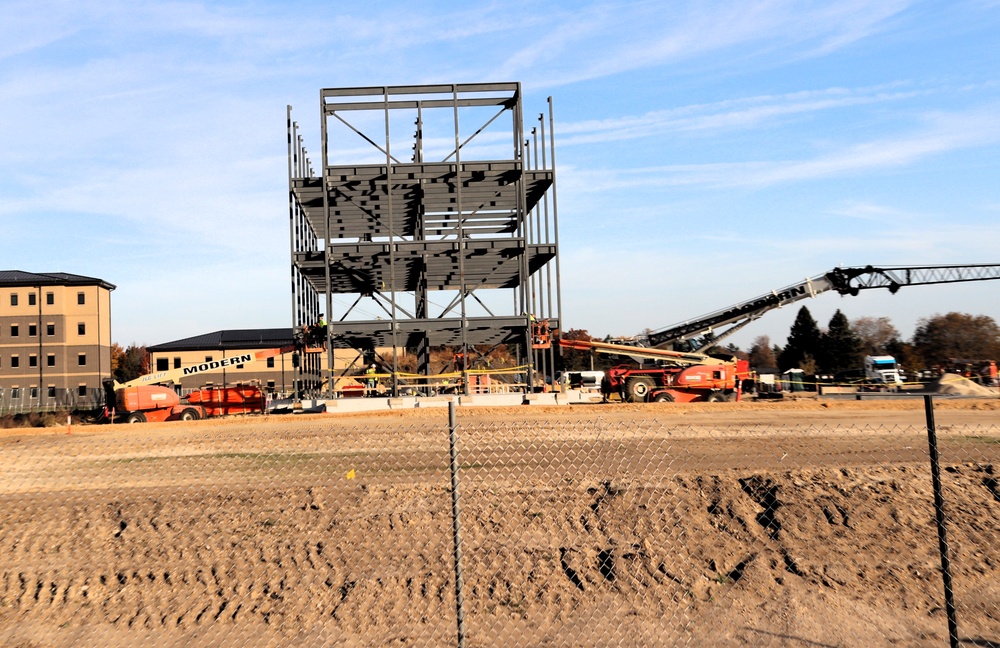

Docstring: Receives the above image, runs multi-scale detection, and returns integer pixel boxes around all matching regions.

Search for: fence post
[924,394,959,648]
[448,401,467,647]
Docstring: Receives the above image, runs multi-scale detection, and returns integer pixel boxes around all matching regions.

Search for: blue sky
[2,0,999,350]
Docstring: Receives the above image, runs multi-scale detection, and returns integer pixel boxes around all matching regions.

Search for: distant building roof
[149,328,294,352]
[0,270,116,291]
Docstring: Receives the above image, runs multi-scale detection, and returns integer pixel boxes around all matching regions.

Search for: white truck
[864,355,903,388]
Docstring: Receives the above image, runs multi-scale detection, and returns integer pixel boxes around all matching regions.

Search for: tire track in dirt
[0,408,998,646]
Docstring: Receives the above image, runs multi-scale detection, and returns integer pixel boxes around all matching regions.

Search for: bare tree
[851,316,900,354]
[912,312,1000,365]
[748,335,777,369]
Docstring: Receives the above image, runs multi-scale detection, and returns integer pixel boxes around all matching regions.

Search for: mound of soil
[933,373,999,397]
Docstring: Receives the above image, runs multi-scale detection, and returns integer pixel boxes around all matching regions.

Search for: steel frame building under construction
[287,83,561,395]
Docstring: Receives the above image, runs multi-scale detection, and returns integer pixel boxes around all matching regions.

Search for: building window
[78,354,87,366]
[78,385,87,397]
[29,387,38,398]
[47,354,55,367]
[236,363,245,369]
[10,356,18,368]
[156,358,169,371]
[267,380,275,390]
[46,323,55,336]
[10,388,19,398]
[29,355,37,367]
[78,323,85,335]
[10,325,18,337]
[47,386,55,398]
[9,293,17,306]
[28,293,35,306]
[205,356,213,362]
[28,324,37,337]
[173,358,181,369]
[267,357,275,368]
[46,292,54,305]
[78,292,85,305]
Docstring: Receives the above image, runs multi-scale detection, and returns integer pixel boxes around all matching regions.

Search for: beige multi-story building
[0,271,115,411]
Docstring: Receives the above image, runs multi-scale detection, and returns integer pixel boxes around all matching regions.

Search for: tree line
[561,310,1000,376]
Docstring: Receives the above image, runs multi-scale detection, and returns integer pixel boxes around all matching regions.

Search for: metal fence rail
[0,402,996,647]
[0,386,103,416]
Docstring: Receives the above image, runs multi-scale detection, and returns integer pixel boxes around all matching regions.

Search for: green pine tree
[819,309,864,374]
[778,306,821,371]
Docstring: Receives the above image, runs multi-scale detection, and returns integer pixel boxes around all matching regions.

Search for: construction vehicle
[643,264,1000,352]
[531,319,553,349]
[102,345,301,423]
[559,339,751,402]
[863,355,904,388]
[559,263,1000,402]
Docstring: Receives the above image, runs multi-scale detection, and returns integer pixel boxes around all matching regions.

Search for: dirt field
[1,397,998,647]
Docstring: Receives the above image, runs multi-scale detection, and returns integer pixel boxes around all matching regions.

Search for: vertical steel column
[547,97,564,341]
[321,93,334,402]
[507,85,532,393]
[452,86,469,395]
[923,395,959,648]
[529,128,546,386]
[415,103,431,381]
[538,112,557,382]
[286,106,298,349]
[521,138,534,392]
[384,87,399,396]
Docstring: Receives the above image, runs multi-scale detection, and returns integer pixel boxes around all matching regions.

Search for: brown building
[0,271,115,412]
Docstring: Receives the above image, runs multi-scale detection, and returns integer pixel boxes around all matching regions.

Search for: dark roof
[149,328,294,352]
[0,270,116,291]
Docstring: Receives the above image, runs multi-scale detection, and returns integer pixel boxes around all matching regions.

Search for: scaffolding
[287,83,561,395]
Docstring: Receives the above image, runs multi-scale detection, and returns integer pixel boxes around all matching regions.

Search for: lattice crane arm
[645,263,1000,350]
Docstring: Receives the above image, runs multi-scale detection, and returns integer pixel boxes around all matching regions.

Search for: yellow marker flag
[346,468,356,480]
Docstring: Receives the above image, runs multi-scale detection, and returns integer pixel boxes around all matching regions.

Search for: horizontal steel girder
[291,163,552,239]
[294,242,556,294]
[329,315,559,350]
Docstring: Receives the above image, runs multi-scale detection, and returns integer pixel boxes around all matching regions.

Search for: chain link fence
[0,400,997,646]
[0,386,104,416]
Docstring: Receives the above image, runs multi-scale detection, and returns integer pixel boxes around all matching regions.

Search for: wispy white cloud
[562,103,1000,190]
[558,83,926,145]
[0,1,88,60]
[498,0,913,87]
[826,201,921,221]
[720,222,1000,279]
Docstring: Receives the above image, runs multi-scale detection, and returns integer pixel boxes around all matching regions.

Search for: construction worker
[308,314,327,346]
[365,363,378,395]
